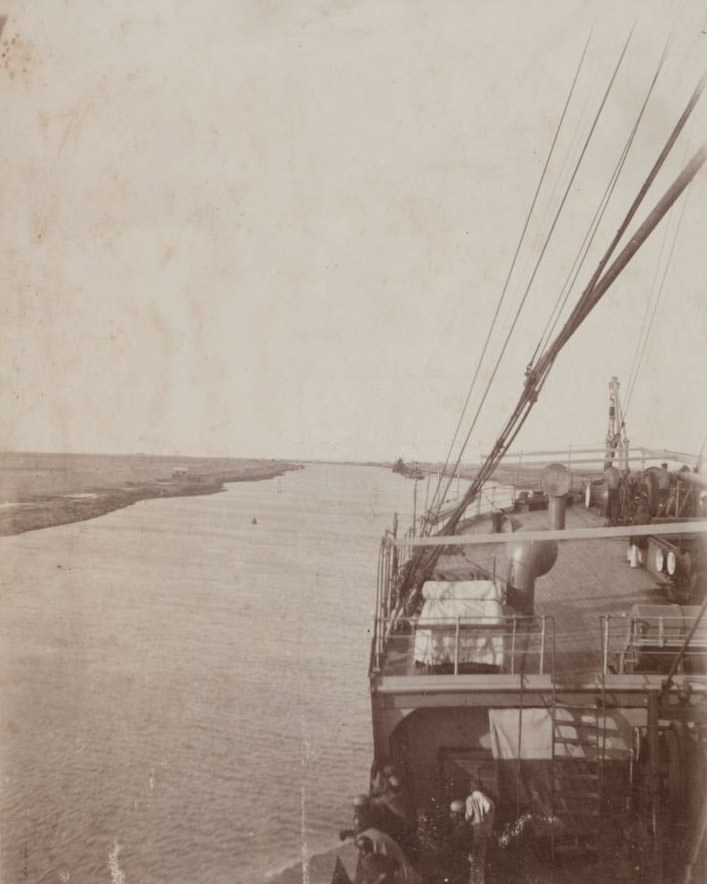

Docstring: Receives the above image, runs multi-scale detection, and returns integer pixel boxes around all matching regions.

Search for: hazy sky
[1,1,706,462]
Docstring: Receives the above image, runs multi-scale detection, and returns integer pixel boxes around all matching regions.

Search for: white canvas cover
[413,580,505,667]
[421,580,500,601]
[489,708,553,759]
[489,708,634,759]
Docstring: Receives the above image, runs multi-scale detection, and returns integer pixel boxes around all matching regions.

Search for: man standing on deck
[657,463,672,514]
[465,779,495,884]
[445,800,474,884]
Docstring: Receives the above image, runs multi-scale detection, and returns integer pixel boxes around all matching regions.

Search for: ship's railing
[372,613,554,677]
[373,527,509,674]
[419,482,517,532]
[600,611,707,676]
[474,483,517,515]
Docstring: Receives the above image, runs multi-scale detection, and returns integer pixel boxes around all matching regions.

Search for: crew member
[340,795,420,883]
[339,794,376,842]
[378,775,406,818]
[657,463,672,514]
[372,776,419,860]
[355,835,400,884]
[371,762,395,797]
[465,779,495,884]
[445,800,474,884]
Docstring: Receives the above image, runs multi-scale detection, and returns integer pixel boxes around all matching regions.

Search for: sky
[1,0,706,463]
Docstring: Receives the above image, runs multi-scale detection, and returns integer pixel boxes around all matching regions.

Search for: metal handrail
[600,612,707,675]
[375,613,554,677]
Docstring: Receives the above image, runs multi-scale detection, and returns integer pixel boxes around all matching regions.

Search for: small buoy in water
[251,517,258,525]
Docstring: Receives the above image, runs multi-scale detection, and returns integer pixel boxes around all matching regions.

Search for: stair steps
[548,693,605,858]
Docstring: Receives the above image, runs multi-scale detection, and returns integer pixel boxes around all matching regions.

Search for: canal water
[0,463,421,884]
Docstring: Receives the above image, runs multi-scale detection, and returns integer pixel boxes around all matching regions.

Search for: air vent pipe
[543,462,572,530]
[506,540,557,615]
[505,463,569,614]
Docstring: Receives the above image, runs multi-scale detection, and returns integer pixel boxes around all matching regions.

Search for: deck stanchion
[601,616,609,675]
[374,543,383,669]
[539,616,546,674]
[515,451,523,492]
[516,673,524,822]
[384,543,390,617]
[510,618,517,674]
[647,691,663,877]
[454,617,460,675]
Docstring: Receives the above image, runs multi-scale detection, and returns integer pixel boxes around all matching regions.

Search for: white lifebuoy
[655,548,665,573]
[667,550,677,577]
[632,725,644,763]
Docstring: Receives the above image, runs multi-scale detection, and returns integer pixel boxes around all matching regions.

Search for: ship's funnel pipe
[548,496,567,530]
[506,539,558,615]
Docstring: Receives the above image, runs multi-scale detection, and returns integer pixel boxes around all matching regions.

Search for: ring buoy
[655,547,665,573]
[666,550,678,576]
[632,725,644,764]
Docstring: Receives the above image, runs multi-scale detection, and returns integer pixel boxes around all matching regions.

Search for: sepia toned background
[1,0,705,464]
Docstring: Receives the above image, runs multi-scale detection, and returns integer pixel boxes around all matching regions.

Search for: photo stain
[0,28,35,80]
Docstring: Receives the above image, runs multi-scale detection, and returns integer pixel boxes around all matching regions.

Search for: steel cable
[426,29,594,524]
[433,27,636,516]
[531,35,672,364]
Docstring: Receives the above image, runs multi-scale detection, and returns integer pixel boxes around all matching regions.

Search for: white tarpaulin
[489,708,634,759]
[489,708,553,759]
[413,581,505,668]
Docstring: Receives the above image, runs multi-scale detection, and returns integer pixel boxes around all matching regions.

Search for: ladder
[548,692,606,859]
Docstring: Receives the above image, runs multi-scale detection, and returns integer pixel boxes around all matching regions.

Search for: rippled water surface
[0,464,419,884]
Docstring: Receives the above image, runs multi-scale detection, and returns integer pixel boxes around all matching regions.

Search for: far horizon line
[0,445,701,469]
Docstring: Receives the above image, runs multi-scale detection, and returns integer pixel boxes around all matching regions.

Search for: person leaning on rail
[340,795,421,884]
[372,776,420,861]
[355,835,400,884]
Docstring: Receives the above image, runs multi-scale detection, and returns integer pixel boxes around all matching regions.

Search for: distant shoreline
[0,453,301,537]
[0,455,601,539]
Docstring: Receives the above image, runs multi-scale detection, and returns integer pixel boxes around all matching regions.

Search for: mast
[604,376,629,473]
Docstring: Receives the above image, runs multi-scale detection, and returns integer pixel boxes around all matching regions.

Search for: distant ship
[392,458,426,481]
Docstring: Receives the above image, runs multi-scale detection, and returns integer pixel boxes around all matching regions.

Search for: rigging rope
[530,35,672,365]
[623,109,697,416]
[534,75,705,365]
[624,192,689,416]
[623,219,672,411]
[430,28,635,520]
[425,29,594,523]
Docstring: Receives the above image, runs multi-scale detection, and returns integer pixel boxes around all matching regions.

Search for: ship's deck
[377,502,667,685]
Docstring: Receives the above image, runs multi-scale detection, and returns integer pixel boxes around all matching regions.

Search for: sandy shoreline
[0,452,301,536]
